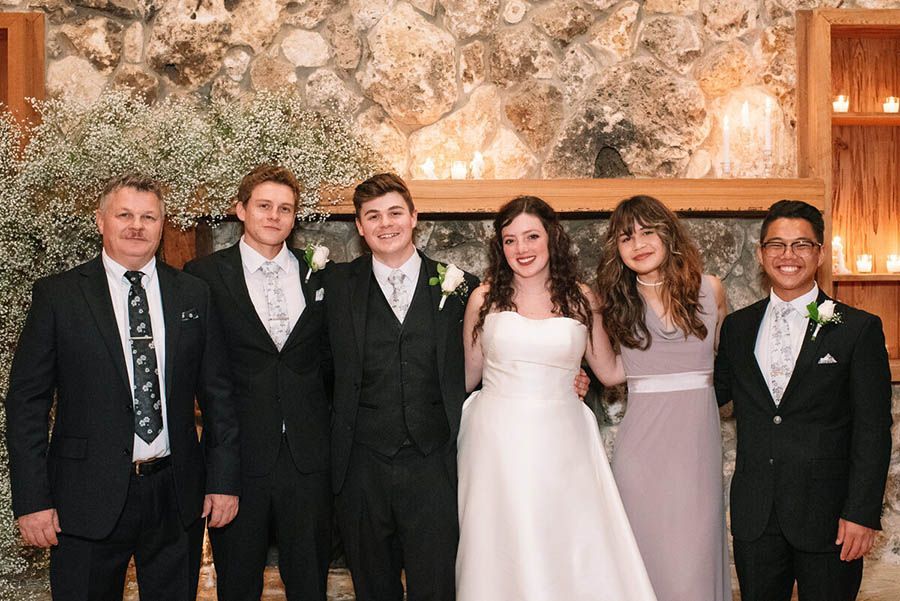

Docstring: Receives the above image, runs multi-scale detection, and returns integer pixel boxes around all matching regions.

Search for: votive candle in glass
[883,97,900,113]
[886,254,900,274]
[856,254,873,273]
[833,95,850,113]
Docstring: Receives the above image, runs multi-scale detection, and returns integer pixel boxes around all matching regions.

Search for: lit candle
[856,254,873,273]
[833,95,850,113]
[887,254,900,273]
[764,97,772,154]
[450,160,467,180]
[832,236,850,274]
[421,158,437,179]
[469,151,484,179]
[722,115,730,174]
[741,101,750,129]
[883,96,899,113]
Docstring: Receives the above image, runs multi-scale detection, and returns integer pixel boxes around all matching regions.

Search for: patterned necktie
[125,271,163,444]
[768,302,795,406]
[387,269,410,322]
[260,261,290,350]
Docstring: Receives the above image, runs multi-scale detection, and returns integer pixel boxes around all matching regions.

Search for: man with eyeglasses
[714,199,892,601]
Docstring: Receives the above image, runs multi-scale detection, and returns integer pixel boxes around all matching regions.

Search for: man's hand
[18,508,61,548]
[574,368,591,400]
[203,494,239,528]
[836,518,876,561]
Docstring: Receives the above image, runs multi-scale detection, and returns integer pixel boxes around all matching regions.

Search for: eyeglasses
[760,240,822,257]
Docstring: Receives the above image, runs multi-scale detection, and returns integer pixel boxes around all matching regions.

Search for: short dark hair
[98,173,165,216]
[760,200,824,244]
[237,164,302,210]
[352,173,415,217]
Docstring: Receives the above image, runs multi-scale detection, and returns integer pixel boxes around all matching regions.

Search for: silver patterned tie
[387,269,410,322]
[768,302,795,406]
[125,271,163,444]
[260,261,290,350]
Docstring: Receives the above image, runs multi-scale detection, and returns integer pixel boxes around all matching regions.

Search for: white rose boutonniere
[304,243,330,282]
[430,263,468,310]
[805,299,842,341]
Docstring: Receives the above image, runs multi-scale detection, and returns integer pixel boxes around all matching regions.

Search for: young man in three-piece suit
[715,200,893,601]
[185,165,333,601]
[324,173,479,601]
[5,174,240,600]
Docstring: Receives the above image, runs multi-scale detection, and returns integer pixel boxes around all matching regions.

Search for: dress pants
[335,442,458,601]
[49,462,201,601]
[209,434,332,601]
[733,509,863,601]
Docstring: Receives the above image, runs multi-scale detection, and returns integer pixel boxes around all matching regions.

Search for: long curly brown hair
[473,196,593,340]
[596,195,707,350]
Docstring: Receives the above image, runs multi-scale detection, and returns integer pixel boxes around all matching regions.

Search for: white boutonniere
[806,300,842,341]
[303,243,330,282]
[429,263,467,310]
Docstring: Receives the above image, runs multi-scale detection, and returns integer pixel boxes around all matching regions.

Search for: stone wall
[4,0,900,567]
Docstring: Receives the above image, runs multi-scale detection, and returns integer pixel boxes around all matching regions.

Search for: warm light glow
[887,254,900,274]
[883,96,899,113]
[833,95,850,113]
[450,161,467,180]
[721,115,730,175]
[856,254,873,273]
[741,101,750,128]
[421,157,437,179]
[470,152,485,179]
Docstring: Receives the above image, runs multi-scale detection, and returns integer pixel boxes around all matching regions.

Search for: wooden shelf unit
[798,9,900,381]
[0,12,44,126]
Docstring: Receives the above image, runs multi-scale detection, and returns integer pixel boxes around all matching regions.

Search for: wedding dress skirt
[456,312,657,601]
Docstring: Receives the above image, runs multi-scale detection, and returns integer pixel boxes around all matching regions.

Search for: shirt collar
[372,250,422,285]
[770,282,820,316]
[239,237,291,273]
[102,250,157,284]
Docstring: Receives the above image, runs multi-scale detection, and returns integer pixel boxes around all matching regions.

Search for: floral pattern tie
[387,269,410,322]
[125,271,163,444]
[768,302,795,406]
[261,261,290,350]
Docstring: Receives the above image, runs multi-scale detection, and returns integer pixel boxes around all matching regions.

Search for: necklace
[636,276,663,287]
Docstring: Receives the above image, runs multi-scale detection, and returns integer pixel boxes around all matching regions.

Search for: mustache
[121,230,149,240]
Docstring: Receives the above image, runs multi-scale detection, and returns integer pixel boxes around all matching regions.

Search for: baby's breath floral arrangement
[0,90,382,592]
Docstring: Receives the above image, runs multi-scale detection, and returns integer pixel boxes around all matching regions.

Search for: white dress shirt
[102,251,170,462]
[755,283,820,399]
[239,237,306,340]
[372,251,422,311]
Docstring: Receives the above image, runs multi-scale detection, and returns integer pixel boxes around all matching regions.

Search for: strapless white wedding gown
[456,312,657,601]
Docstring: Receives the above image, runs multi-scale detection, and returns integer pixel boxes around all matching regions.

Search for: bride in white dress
[456,196,657,601]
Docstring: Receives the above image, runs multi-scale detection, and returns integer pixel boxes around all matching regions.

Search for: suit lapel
[157,264,182,397]
[743,299,777,407]
[350,255,372,363]
[779,291,829,406]
[218,243,277,350]
[423,254,450,391]
[78,257,130,393]
[281,248,314,352]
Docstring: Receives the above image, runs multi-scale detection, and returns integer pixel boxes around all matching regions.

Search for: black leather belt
[133,455,171,476]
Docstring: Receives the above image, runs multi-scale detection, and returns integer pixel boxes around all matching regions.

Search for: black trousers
[336,443,457,601]
[209,435,332,601]
[733,509,864,601]
[49,462,202,601]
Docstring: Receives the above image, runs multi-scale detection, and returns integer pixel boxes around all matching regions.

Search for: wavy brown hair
[596,195,707,350]
[473,196,593,339]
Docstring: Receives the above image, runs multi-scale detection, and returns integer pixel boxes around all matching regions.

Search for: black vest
[354,270,450,456]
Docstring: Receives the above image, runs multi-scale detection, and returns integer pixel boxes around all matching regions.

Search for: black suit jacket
[714,289,892,552]
[324,251,478,493]
[5,257,240,540]
[184,243,332,477]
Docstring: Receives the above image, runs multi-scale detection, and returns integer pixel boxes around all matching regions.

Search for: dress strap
[627,370,713,394]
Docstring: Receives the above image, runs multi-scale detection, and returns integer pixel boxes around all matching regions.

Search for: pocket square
[181,309,199,321]
[315,288,325,302]
[817,353,837,364]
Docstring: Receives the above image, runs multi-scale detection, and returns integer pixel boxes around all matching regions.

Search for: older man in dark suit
[715,199,892,601]
[5,174,240,600]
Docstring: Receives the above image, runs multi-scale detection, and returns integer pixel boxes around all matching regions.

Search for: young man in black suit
[715,200,893,601]
[5,174,240,600]
[324,173,479,601]
[184,164,332,601]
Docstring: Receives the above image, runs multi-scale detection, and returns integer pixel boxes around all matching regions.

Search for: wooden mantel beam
[323,178,826,215]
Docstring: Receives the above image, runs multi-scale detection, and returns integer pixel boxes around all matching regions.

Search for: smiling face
[757,217,824,301]
[355,191,418,267]
[501,213,551,281]
[95,186,164,270]
[236,181,297,259]
[616,221,667,282]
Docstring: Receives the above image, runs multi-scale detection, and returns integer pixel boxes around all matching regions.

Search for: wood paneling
[832,36,900,113]
[0,12,44,125]
[832,281,900,361]
[832,114,900,126]
[322,178,826,215]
